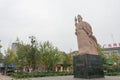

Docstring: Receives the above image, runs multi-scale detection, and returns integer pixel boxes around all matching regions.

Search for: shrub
[7,72,73,78]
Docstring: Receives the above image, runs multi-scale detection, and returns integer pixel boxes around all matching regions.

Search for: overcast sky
[0,0,120,53]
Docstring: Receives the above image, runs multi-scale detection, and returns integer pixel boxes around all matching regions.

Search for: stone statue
[75,15,98,55]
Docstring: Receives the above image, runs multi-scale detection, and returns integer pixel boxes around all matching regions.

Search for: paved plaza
[1,75,120,80]
[0,75,12,80]
[30,76,120,80]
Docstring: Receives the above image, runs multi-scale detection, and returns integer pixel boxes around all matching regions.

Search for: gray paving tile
[28,76,120,80]
[1,75,120,80]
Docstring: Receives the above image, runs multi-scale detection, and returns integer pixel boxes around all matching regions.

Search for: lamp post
[113,62,117,71]
[0,40,2,59]
[29,36,37,71]
[0,40,2,54]
[0,40,3,74]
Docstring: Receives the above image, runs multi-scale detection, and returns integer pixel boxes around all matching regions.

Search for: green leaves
[16,43,31,68]
[98,45,120,72]
[4,36,62,72]
[0,53,3,59]
[4,48,16,65]
[39,41,61,72]
[98,45,107,64]
[108,52,119,64]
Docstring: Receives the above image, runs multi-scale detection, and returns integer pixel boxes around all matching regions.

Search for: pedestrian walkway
[0,75,120,80]
[0,74,13,80]
[30,76,120,80]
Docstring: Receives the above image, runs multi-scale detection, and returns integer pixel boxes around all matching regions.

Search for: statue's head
[77,15,82,22]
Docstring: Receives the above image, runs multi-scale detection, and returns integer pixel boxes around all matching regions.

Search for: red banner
[103,43,120,48]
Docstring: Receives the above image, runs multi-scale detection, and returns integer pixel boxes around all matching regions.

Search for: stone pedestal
[73,54,104,79]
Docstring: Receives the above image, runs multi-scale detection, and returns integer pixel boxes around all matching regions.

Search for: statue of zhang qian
[75,15,98,55]
[73,15,104,79]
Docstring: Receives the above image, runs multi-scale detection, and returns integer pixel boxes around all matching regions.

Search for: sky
[0,0,120,53]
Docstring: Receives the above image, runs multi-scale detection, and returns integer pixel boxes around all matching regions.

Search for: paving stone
[0,75,120,80]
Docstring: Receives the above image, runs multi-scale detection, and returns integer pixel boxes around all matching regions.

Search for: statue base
[73,54,104,79]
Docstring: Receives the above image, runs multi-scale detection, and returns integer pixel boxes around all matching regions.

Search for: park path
[0,74,12,80]
[29,76,120,80]
[1,75,120,80]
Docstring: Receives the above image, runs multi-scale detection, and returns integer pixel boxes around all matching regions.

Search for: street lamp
[0,40,2,53]
[28,36,37,71]
[29,36,36,45]
[113,62,117,66]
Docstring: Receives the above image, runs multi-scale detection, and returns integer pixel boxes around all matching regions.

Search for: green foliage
[3,48,16,74]
[107,52,120,71]
[108,52,119,64]
[4,36,63,73]
[7,72,73,78]
[60,52,72,69]
[39,41,61,72]
[4,48,16,65]
[16,43,31,69]
[15,36,40,72]
[29,36,38,70]
[0,53,3,59]
[98,46,120,73]
[97,45,120,73]
[105,72,120,76]
[98,45,106,64]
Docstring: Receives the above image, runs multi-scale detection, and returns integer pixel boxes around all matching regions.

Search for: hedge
[7,72,73,78]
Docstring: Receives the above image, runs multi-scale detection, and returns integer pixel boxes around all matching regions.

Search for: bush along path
[7,72,73,79]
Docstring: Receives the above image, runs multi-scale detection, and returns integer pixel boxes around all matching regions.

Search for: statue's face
[77,15,82,22]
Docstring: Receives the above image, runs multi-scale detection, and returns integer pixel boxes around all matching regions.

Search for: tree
[4,48,16,74]
[108,52,119,64]
[107,52,119,71]
[98,44,107,64]
[15,36,39,72]
[39,41,61,72]
[16,42,31,72]
[29,36,38,71]
[97,44,110,72]
[0,40,3,59]
[0,53,3,59]
[8,37,61,73]
[16,42,36,72]
[59,52,72,72]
